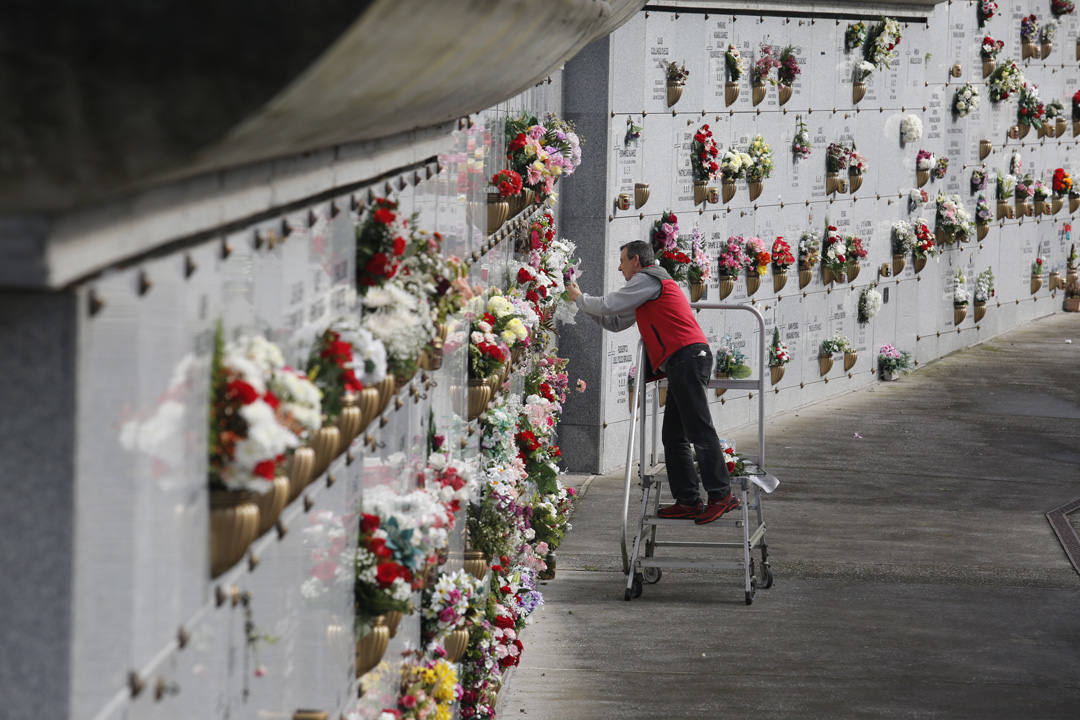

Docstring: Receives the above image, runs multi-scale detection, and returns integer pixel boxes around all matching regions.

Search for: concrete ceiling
[0,0,644,215]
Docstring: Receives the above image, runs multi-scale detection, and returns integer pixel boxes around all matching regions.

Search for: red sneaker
[656,500,703,519]
[694,494,740,525]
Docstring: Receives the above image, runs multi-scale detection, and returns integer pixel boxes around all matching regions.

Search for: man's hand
[567,281,582,302]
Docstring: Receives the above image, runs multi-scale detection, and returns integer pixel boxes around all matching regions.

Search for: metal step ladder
[620,303,781,604]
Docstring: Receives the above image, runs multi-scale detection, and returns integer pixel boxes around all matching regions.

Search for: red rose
[253,459,277,479]
[668,213,678,223]
[517,268,535,284]
[373,208,395,225]
[367,536,392,559]
[376,562,402,587]
[226,380,259,405]
[393,236,406,256]
[360,513,380,534]
[494,615,515,629]
[365,252,391,277]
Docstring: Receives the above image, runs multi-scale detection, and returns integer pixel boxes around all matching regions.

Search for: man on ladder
[567,240,738,524]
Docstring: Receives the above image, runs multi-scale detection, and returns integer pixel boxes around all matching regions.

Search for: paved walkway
[500,313,1080,719]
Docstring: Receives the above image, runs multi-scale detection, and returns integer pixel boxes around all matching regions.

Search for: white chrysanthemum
[900,114,922,143]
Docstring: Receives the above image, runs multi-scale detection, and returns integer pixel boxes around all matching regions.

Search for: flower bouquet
[975,196,993,238]
[716,236,749,299]
[981,34,1004,76]
[1053,168,1073,213]
[714,334,751,395]
[858,284,883,324]
[363,279,435,390]
[743,236,770,295]
[953,269,969,324]
[825,142,849,194]
[665,60,690,106]
[1045,99,1066,137]
[1032,257,1045,295]
[752,44,781,106]
[845,233,867,280]
[911,218,938,272]
[935,193,974,244]
[900,114,922,144]
[819,332,852,375]
[916,149,935,186]
[793,119,812,159]
[691,124,720,202]
[1034,180,1052,215]
[746,134,773,199]
[845,22,867,50]
[624,117,642,145]
[993,172,1010,218]
[973,268,995,321]
[798,230,820,288]
[1052,0,1075,17]
[978,1,998,25]
[389,655,462,718]
[768,328,791,385]
[307,321,382,466]
[771,236,795,292]
[1041,19,1059,57]
[1017,83,1045,134]
[847,145,867,193]
[932,156,949,181]
[208,331,302,576]
[725,44,745,104]
[504,111,582,199]
[971,167,988,193]
[865,17,902,70]
[776,45,800,104]
[421,569,483,659]
[953,83,980,118]
[688,226,711,301]
[891,221,914,274]
[720,148,751,201]
[651,210,690,282]
[822,225,847,284]
[988,60,1024,102]
[877,344,912,381]
[1016,173,1036,216]
[357,197,407,288]
[1018,15,1038,58]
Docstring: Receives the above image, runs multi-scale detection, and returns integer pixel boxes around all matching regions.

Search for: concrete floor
[498,313,1080,719]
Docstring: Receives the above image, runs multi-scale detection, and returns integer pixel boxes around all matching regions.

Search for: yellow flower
[507,317,527,340]
[435,706,451,720]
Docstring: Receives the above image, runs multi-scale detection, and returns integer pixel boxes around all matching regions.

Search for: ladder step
[643,517,742,528]
[653,540,745,548]
[640,558,745,570]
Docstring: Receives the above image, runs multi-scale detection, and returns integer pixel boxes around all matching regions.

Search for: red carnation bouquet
[490,169,523,198]
[691,124,720,183]
[209,328,300,493]
[356,196,408,288]
[306,322,368,424]
[468,311,507,380]
[771,237,796,271]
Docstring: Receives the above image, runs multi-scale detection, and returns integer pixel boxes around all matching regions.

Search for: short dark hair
[621,240,655,267]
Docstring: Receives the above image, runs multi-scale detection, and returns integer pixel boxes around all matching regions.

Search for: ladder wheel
[631,573,644,599]
[643,567,662,584]
[760,564,774,589]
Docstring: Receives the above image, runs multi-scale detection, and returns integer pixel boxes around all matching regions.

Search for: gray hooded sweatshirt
[574,265,672,332]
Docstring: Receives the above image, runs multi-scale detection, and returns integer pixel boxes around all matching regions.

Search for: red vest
[634,278,708,369]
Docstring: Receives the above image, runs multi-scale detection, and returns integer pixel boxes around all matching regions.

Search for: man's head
[619,241,655,281]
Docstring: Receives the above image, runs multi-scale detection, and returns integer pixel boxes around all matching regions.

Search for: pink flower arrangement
[718,236,750,278]
[753,44,782,86]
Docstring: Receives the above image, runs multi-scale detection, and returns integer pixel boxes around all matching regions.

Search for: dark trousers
[661,343,731,504]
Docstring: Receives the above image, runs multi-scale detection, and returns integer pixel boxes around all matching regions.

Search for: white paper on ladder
[751,474,780,494]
